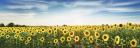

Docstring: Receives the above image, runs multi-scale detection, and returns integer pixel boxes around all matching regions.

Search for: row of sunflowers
[0,23,140,48]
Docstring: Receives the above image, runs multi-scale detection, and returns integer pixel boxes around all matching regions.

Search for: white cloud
[34,7,140,25]
[63,0,103,9]
[0,12,36,24]
[106,8,140,12]
[72,1,102,7]
[7,0,48,11]
[111,1,139,6]
[36,8,94,25]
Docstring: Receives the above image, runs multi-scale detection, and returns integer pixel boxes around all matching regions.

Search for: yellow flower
[74,36,80,42]
[60,36,65,43]
[69,31,74,37]
[48,29,52,34]
[41,28,45,32]
[40,37,45,42]
[88,36,94,43]
[130,39,137,47]
[83,30,90,37]
[119,24,123,27]
[62,29,68,35]
[54,30,57,35]
[54,39,58,44]
[14,34,19,39]
[20,37,24,41]
[1,32,5,37]
[102,34,109,42]
[94,32,100,39]
[67,36,72,42]
[114,36,120,44]
[6,35,10,39]
[27,37,32,41]
[30,32,35,36]
[16,31,20,34]
[25,40,29,45]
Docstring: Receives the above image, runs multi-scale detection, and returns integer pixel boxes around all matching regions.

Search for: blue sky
[0,0,140,25]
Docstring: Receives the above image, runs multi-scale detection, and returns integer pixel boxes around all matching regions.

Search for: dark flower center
[116,38,118,41]
[132,41,135,45]
[85,32,88,35]
[104,36,107,39]
[76,38,78,40]
[90,38,92,40]
[70,33,73,35]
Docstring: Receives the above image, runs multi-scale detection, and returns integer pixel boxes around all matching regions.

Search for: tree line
[0,22,26,27]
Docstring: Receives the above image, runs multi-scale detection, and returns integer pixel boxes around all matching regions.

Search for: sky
[0,0,140,25]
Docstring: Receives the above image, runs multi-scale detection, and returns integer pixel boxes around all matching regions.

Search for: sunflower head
[102,34,109,42]
[127,22,132,26]
[83,30,90,37]
[6,35,10,39]
[69,31,74,37]
[74,36,80,42]
[20,37,24,41]
[41,29,45,32]
[40,37,45,42]
[130,39,137,47]
[25,40,29,45]
[62,29,68,35]
[54,30,58,35]
[119,24,123,27]
[30,32,36,36]
[60,36,65,43]
[114,36,120,45]
[67,36,72,42]
[14,34,19,39]
[95,32,100,39]
[1,32,5,37]
[16,31,20,34]
[54,39,58,44]
[48,29,52,35]
[27,37,32,41]
[88,36,94,43]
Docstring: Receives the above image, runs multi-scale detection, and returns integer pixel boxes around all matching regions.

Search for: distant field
[0,23,140,48]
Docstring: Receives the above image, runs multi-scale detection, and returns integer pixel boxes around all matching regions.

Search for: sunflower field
[0,23,140,48]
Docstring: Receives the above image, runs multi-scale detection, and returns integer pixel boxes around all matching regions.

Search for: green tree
[7,22,15,27]
[0,23,5,27]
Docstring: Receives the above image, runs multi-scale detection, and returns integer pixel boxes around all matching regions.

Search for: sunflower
[40,37,45,42]
[6,35,10,39]
[67,36,72,42]
[94,32,100,39]
[14,34,19,39]
[69,31,74,37]
[27,37,32,41]
[30,32,35,36]
[62,29,68,35]
[102,34,109,42]
[54,39,58,44]
[60,36,65,43]
[54,30,58,35]
[74,36,80,42]
[114,36,120,44]
[130,39,137,47]
[48,29,52,35]
[19,37,24,41]
[88,36,94,43]
[25,40,29,45]
[83,30,90,37]
[41,28,45,32]
[16,31,20,34]
[1,32,5,37]
[119,24,123,27]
